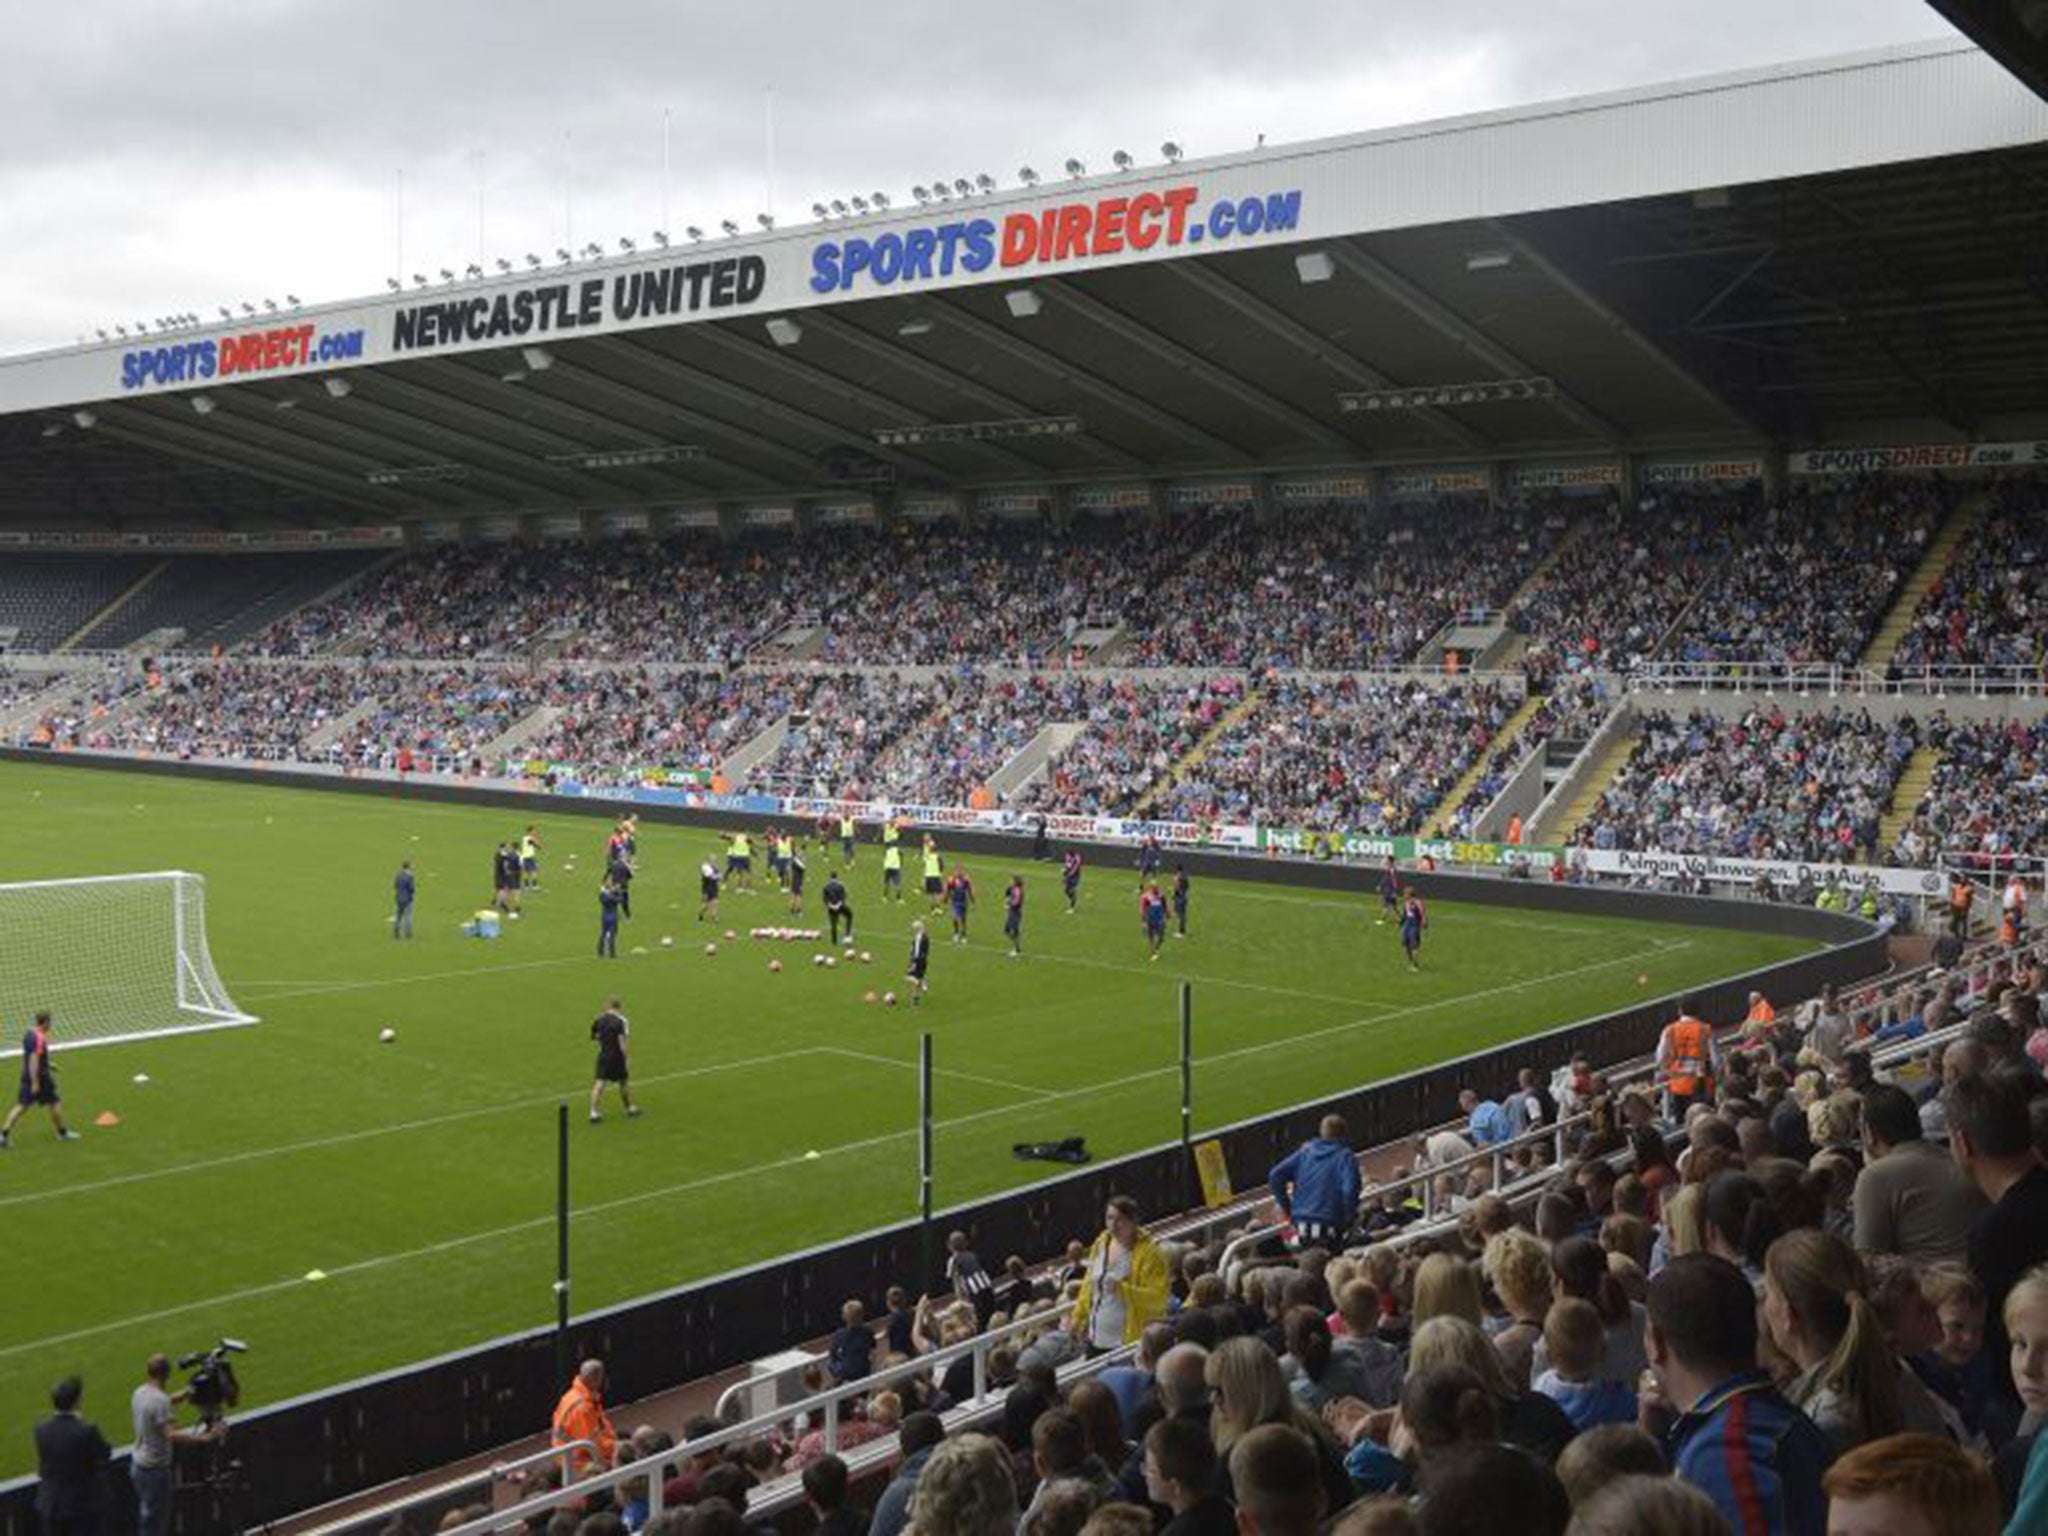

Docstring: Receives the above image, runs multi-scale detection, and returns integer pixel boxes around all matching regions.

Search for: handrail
[709,1294,1078,1426]
[1629,660,2045,698]
[293,1440,596,1536]
[418,1340,1140,1536]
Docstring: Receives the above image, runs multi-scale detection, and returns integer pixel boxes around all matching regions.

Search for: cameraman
[129,1355,219,1536]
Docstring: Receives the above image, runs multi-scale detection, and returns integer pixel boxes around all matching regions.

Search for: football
[378,1027,397,1044]
[704,943,718,956]
[883,991,897,1006]
[660,935,674,948]
[768,959,783,973]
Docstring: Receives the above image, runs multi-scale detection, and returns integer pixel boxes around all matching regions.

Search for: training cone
[304,1269,328,1282]
[803,1149,821,1160]
[94,1111,121,1127]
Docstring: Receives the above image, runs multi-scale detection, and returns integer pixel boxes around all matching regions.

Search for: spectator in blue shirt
[1267,1114,1363,1245]
[1460,1088,1512,1146]
[1646,1253,1832,1536]
[827,1298,874,1385]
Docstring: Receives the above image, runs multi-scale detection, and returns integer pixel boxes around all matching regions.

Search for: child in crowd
[1532,1298,1636,1432]
[1914,1264,1994,1437]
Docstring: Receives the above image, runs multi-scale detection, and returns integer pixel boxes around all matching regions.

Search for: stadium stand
[1891,714,2048,875]
[1891,476,2048,678]
[0,554,158,652]
[1128,500,1562,671]
[1576,706,1922,863]
[1147,676,1516,832]
[1665,477,1949,671]
[65,550,386,653]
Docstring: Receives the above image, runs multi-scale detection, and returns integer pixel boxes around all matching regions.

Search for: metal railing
[1630,661,2046,698]
[296,1441,597,1536]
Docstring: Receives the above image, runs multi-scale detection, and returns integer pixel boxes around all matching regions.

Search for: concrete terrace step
[1860,495,1984,671]
[988,721,1087,802]
[1418,691,1546,838]
[1547,732,1641,846]
[719,714,791,789]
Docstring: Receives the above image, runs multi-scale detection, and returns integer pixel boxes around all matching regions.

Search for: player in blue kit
[1062,850,1083,914]
[1,1012,80,1149]
[597,876,623,958]
[1172,865,1190,938]
[1377,857,1400,926]
[1137,835,1162,890]
[1004,875,1025,957]
[945,867,975,944]
[1399,888,1426,970]
[1140,882,1168,960]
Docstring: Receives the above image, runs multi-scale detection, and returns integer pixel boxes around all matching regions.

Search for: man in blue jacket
[1267,1114,1361,1246]
[1646,1254,1831,1536]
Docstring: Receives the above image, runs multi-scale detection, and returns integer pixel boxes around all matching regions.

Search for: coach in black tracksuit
[823,872,853,944]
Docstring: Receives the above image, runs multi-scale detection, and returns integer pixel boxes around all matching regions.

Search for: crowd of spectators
[1015,678,1248,817]
[1893,478,2048,677]
[1891,714,2048,875]
[382,943,2048,1535]
[518,671,789,784]
[1579,706,1920,863]
[1666,477,1947,671]
[42,661,372,761]
[1128,501,1560,671]
[1511,488,1761,675]
[1149,677,1514,833]
[749,673,941,799]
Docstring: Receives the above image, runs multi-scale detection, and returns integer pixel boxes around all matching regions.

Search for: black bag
[1013,1137,1091,1165]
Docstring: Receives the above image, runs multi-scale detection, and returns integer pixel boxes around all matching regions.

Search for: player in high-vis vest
[1656,998,1722,1118]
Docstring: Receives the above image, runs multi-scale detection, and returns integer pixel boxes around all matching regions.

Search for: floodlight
[191,395,216,416]
[286,294,302,306]
[618,237,635,252]
[324,377,352,398]
[756,213,774,230]
[872,192,891,209]
[220,306,235,318]
[686,226,703,241]
[496,258,513,272]
[464,264,482,278]
[1161,141,1183,162]
[1064,158,1086,178]
[413,274,429,287]
[95,328,107,340]
[812,202,830,219]
[912,186,931,204]
[851,197,869,214]
[241,302,257,314]
[1005,288,1043,319]
[1019,166,1040,186]
[953,178,971,196]
[975,173,996,193]
[581,243,602,258]
[764,317,802,347]
[1112,150,1134,171]
[652,230,669,246]
[439,268,455,281]
[73,411,97,429]
[526,253,542,268]
[720,219,740,236]
[556,249,572,263]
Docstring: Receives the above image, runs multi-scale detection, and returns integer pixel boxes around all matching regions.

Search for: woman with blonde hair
[1410,1252,1483,1330]
[1482,1228,1554,1392]
[1204,1336,1354,1514]
[1407,1314,1574,1465]
[1069,1196,1170,1355]
[1762,1228,1901,1454]
[907,1432,1018,1536]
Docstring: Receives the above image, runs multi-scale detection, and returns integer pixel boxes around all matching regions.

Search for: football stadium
[4,6,2048,1534]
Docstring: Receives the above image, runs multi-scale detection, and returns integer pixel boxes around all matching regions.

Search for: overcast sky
[1,1,1960,356]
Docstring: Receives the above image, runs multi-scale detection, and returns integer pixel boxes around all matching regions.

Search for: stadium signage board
[1167,482,1257,509]
[807,185,1304,295]
[1640,458,1763,484]
[1509,463,1620,491]
[1583,848,1939,897]
[1271,476,1373,504]
[1070,485,1154,513]
[979,490,1052,516]
[899,494,960,522]
[1384,468,1487,498]
[0,526,401,550]
[1787,440,2048,475]
[810,500,877,526]
[389,259,768,353]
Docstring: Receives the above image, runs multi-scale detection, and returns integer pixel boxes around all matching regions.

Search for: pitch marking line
[0,936,1689,1358]
[0,1046,844,1213]
[822,1046,1059,1101]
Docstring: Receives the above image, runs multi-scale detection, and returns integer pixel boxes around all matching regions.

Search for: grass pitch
[0,759,1816,1470]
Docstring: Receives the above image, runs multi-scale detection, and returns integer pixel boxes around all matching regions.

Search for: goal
[0,871,255,1055]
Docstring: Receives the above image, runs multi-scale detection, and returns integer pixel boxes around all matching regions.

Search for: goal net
[0,871,255,1055]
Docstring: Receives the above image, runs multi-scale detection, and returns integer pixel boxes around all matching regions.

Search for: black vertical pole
[919,1033,935,1289]
[555,1101,571,1385]
[1179,982,1194,1211]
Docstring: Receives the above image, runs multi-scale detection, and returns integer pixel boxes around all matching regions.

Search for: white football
[883,991,898,1006]
[379,1027,397,1043]
[824,956,837,968]
[860,951,873,963]
[769,959,783,973]
[724,929,737,941]
[704,943,718,956]
[812,953,826,966]
[660,935,674,948]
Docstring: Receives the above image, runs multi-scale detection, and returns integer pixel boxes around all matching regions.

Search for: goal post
[0,871,256,1056]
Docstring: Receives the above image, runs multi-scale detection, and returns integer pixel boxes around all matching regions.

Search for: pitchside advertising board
[1788,441,2048,474]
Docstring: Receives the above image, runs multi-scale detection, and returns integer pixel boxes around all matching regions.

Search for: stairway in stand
[1860,495,1984,672]
[1539,732,1640,846]
[1418,692,1547,837]
[1130,687,1263,816]
[1880,745,1942,850]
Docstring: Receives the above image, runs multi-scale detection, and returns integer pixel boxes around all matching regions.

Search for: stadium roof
[2,39,2046,528]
